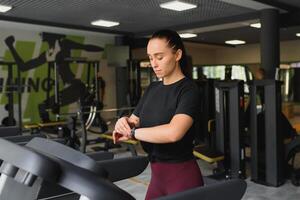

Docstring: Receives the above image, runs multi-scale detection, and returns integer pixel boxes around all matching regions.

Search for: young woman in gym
[113,29,203,199]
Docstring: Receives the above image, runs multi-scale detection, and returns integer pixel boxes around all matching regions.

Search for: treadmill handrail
[26,137,106,176]
[0,138,60,181]
[97,156,149,182]
[43,155,135,200]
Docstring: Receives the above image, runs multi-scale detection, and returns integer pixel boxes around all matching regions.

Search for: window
[202,65,226,80]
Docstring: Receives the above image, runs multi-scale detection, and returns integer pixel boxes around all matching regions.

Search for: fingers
[120,118,131,132]
[118,135,130,141]
[114,117,131,136]
[113,130,120,144]
[113,130,129,144]
[112,130,117,144]
[113,117,133,144]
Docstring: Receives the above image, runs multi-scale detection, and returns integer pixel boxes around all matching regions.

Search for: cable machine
[249,80,285,186]
[214,80,246,179]
[0,61,22,135]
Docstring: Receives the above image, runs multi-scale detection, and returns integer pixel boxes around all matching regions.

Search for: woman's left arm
[133,114,193,143]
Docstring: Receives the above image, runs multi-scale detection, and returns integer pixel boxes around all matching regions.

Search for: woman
[113,29,203,199]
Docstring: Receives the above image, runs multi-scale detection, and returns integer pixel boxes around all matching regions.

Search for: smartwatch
[130,127,136,140]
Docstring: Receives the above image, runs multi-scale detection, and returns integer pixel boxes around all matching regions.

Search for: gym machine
[59,103,137,155]
[1,61,16,126]
[127,59,159,107]
[214,80,245,179]
[27,58,107,152]
[194,80,246,179]
[0,60,87,150]
[127,60,141,107]
[45,58,102,121]
[249,80,285,187]
[194,79,215,144]
[0,61,22,135]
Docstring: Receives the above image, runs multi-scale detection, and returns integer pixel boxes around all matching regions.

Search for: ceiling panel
[0,0,299,45]
[184,25,300,45]
[0,0,254,34]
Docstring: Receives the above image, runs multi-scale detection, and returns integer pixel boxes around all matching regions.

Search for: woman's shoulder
[181,78,199,90]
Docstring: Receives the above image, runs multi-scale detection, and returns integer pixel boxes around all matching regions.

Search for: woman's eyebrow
[147,52,164,56]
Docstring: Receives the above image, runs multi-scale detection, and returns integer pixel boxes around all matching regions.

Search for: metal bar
[54,63,60,120]
[7,63,14,126]
[215,86,224,153]
[229,81,244,178]
[95,62,100,102]
[250,81,258,181]
[17,66,22,131]
[79,102,87,153]
[46,62,52,103]
[86,62,91,88]
[59,107,136,116]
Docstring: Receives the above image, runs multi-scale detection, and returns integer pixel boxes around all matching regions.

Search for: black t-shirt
[133,77,200,163]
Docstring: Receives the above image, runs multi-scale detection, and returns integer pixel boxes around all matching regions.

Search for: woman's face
[147,38,182,79]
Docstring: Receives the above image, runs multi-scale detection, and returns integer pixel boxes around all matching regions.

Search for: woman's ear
[175,49,182,62]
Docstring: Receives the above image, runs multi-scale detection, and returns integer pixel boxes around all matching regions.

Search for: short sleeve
[175,84,200,120]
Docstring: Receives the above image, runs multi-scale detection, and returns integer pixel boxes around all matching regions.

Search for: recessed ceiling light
[225,40,246,45]
[91,19,119,27]
[296,33,300,37]
[160,1,197,11]
[179,33,197,38]
[0,4,12,13]
[250,23,261,29]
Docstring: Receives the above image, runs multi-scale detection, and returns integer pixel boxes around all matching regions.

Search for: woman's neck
[163,67,185,85]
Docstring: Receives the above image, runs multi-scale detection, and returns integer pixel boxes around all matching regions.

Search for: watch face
[131,128,136,139]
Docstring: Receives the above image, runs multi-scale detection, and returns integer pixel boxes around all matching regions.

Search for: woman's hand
[112,130,131,144]
[114,116,132,136]
[113,115,139,143]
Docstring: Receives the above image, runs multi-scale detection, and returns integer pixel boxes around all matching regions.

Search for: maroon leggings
[145,159,203,200]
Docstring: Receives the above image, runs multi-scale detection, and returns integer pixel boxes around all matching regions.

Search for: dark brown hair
[150,29,191,79]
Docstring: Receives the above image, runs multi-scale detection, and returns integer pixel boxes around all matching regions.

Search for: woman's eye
[157,56,163,60]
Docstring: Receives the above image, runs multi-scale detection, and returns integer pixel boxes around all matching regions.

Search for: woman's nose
[151,59,158,68]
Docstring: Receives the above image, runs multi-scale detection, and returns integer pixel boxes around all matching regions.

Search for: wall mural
[0,29,114,125]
